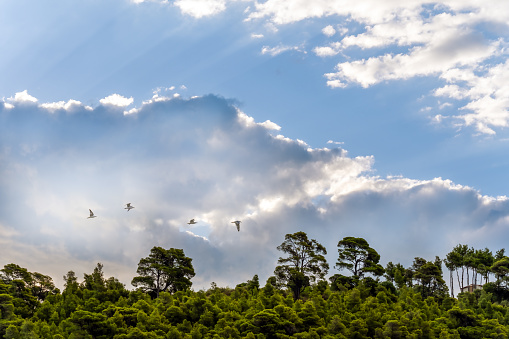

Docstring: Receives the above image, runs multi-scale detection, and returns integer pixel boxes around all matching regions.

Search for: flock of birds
[87,205,242,231]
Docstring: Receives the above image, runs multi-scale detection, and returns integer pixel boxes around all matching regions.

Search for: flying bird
[125,203,134,211]
[187,219,197,225]
[87,209,96,219]
[231,220,241,232]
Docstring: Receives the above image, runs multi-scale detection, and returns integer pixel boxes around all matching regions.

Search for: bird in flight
[187,219,197,225]
[87,209,97,219]
[231,220,241,232]
[125,203,134,211]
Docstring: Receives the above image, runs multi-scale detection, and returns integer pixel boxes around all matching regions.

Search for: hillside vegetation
[2,232,509,338]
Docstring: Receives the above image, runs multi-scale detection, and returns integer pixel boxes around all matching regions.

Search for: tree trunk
[466,266,469,287]
[450,270,454,297]
[461,267,464,291]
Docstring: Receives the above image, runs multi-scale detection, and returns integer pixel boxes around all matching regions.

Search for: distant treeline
[2,231,509,338]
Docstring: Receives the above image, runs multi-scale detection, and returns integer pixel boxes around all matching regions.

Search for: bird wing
[89,209,94,217]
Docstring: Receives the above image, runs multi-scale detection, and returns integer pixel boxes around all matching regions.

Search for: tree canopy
[3,232,509,338]
[274,231,329,299]
[131,246,195,298]
[335,236,384,279]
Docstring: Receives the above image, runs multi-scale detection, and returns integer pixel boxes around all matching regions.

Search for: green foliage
[412,257,448,299]
[3,239,509,338]
[335,237,384,279]
[132,247,196,298]
[274,232,329,300]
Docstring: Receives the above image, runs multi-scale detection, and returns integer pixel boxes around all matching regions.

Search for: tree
[475,248,494,284]
[82,263,106,293]
[274,231,329,299]
[247,275,260,293]
[491,257,509,289]
[384,262,411,289]
[131,247,195,298]
[29,272,58,302]
[335,237,384,279]
[0,264,58,302]
[444,251,461,297]
[0,264,32,283]
[446,244,469,291]
[0,264,39,318]
[412,257,448,298]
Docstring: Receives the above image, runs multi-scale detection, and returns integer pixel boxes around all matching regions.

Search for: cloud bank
[2,90,509,290]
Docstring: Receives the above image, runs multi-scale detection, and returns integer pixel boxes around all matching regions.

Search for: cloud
[40,100,92,113]
[174,0,226,18]
[322,25,336,37]
[237,111,281,130]
[313,43,342,57]
[133,0,227,18]
[437,60,509,134]
[261,44,305,56]
[2,92,509,290]
[242,1,509,134]
[124,1,509,134]
[8,90,38,104]
[100,94,134,107]
[325,30,498,88]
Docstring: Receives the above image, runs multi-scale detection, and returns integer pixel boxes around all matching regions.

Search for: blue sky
[2,0,509,290]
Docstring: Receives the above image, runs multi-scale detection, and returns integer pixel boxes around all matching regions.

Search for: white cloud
[326,30,498,88]
[246,0,421,25]
[242,1,509,134]
[124,107,140,115]
[433,60,509,133]
[122,1,509,135]
[237,110,281,130]
[259,120,281,130]
[434,85,466,100]
[40,99,91,113]
[313,44,341,57]
[439,103,452,110]
[8,90,38,104]
[174,0,226,18]
[322,25,336,37]
[100,94,134,107]
[326,79,347,88]
[261,44,304,56]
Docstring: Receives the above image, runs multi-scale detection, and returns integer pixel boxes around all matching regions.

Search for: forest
[2,232,509,338]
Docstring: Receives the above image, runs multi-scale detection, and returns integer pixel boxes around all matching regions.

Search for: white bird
[231,220,241,232]
[87,209,97,219]
[125,203,134,211]
[187,219,197,225]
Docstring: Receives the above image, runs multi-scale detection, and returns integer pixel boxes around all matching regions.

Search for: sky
[2,0,509,291]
